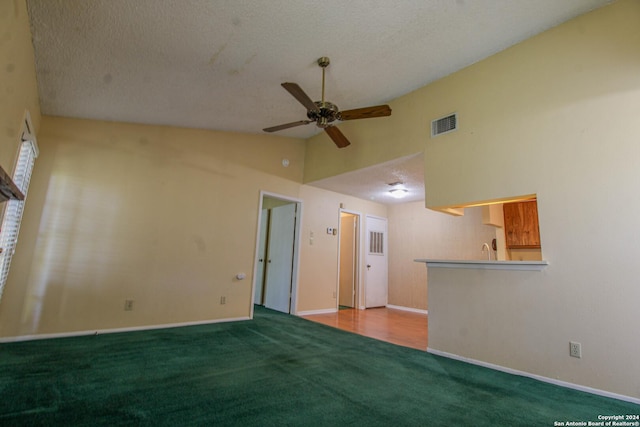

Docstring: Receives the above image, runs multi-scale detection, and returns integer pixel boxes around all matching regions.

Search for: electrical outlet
[124,300,134,311]
[569,341,582,358]
[220,296,226,305]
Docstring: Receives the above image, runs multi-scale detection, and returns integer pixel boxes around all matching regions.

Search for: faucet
[481,242,492,260]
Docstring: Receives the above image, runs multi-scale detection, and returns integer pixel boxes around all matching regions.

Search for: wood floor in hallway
[301,307,428,351]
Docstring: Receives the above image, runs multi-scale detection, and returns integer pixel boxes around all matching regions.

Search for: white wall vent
[431,113,458,137]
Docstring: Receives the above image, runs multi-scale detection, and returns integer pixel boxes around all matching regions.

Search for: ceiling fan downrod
[318,56,330,106]
[305,57,338,129]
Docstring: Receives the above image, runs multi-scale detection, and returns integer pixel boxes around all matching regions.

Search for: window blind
[0,140,37,301]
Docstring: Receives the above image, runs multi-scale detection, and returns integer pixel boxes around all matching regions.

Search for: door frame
[251,191,303,317]
[337,209,363,310]
[253,209,270,306]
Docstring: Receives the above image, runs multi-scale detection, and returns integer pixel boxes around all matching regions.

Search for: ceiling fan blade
[339,104,392,121]
[324,126,351,148]
[263,120,313,133]
[282,82,319,112]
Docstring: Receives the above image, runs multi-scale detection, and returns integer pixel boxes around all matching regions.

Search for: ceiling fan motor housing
[308,101,339,128]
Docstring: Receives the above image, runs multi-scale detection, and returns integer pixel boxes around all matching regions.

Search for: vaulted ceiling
[27,0,613,203]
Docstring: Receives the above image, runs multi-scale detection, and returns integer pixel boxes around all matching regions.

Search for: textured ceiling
[308,153,425,205]
[27,0,612,204]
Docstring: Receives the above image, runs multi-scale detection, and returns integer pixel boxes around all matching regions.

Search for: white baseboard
[427,347,640,405]
[297,308,337,316]
[0,316,250,344]
[386,304,428,315]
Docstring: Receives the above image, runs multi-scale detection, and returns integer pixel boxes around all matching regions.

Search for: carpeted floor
[0,306,637,426]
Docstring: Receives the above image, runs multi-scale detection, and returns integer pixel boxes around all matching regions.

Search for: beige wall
[296,185,386,313]
[0,0,41,175]
[0,115,386,337]
[306,0,640,399]
[388,203,497,310]
[303,117,419,183]
[425,0,640,399]
[0,116,306,337]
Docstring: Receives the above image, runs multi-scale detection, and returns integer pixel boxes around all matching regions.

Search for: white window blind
[0,140,37,301]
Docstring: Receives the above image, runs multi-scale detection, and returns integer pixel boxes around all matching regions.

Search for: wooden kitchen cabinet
[503,200,541,249]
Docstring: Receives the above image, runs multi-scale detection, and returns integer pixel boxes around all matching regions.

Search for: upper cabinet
[503,200,540,249]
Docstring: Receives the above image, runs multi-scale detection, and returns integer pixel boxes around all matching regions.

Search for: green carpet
[0,306,637,426]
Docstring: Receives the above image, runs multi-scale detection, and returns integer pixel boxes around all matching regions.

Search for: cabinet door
[503,200,540,248]
[521,201,541,247]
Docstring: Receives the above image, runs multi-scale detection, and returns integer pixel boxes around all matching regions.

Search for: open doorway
[338,210,361,310]
[252,192,302,316]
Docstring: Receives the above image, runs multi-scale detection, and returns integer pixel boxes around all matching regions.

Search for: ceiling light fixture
[389,188,408,199]
[388,182,408,199]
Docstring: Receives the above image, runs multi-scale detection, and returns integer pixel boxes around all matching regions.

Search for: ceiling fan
[263,57,392,148]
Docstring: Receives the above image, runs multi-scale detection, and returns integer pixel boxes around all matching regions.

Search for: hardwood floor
[301,307,428,351]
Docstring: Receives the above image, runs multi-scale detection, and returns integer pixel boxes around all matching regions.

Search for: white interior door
[264,203,296,313]
[365,216,388,308]
[254,209,269,305]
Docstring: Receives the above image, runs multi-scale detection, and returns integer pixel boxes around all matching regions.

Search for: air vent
[369,231,384,255]
[431,113,458,137]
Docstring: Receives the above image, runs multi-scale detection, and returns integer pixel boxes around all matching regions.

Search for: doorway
[253,193,302,316]
[338,211,360,309]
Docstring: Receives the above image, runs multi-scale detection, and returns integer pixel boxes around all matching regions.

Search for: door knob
[367,264,371,270]
[259,258,263,262]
